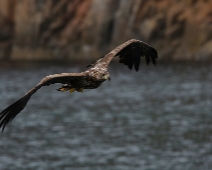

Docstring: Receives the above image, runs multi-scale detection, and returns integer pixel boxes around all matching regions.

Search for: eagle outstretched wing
[0,39,157,132]
[87,39,157,71]
[0,73,85,132]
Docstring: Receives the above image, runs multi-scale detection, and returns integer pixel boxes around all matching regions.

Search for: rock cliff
[0,0,212,61]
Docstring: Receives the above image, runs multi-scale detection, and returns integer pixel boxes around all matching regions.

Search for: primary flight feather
[0,39,158,132]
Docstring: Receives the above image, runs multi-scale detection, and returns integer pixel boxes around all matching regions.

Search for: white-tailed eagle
[0,39,158,132]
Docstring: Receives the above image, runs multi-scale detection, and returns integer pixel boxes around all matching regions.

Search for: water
[0,62,212,170]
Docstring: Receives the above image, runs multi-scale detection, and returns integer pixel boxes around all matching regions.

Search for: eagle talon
[57,87,69,92]
[76,88,84,93]
[69,88,75,93]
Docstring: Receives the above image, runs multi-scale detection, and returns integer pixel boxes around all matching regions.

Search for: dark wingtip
[152,57,156,66]
[149,46,157,66]
[151,47,158,59]
[145,56,150,65]
[0,95,31,132]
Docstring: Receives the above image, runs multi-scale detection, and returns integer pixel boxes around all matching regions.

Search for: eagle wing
[0,72,86,132]
[87,39,158,71]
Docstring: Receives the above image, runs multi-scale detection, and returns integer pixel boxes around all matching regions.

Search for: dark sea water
[0,62,212,170]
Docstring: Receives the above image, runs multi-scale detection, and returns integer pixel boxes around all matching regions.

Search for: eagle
[0,39,157,132]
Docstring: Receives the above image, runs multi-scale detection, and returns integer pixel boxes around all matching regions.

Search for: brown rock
[0,0,212,61]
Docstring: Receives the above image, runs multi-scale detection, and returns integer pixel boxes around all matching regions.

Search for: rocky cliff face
[0,0,212,61]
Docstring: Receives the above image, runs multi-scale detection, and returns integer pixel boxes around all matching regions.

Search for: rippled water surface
[0,62,212,170]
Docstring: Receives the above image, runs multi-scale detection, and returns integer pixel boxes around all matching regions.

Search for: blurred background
[0,0,212,170]
[0,0,212,61]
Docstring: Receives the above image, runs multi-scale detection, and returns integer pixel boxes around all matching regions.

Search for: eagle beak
[108,76,111,81]
[103,74,110,81]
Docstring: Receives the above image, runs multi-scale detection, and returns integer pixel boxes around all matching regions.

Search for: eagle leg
[69,88,75,93]
[76,88,84,93]
[57,87,71,92]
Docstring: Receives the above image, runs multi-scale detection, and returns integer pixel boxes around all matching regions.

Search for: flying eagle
[0,39,157,132]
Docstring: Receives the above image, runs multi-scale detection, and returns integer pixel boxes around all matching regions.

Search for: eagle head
[100,71,110,81]
[102,72,110,81]
[93,70,110,81]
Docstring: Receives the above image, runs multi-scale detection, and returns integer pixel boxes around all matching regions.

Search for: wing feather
[87,39,158,71]
[0,72,85,132]
[133,48,141,71]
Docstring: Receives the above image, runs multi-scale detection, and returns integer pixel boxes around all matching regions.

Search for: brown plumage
[0,39,157,132]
